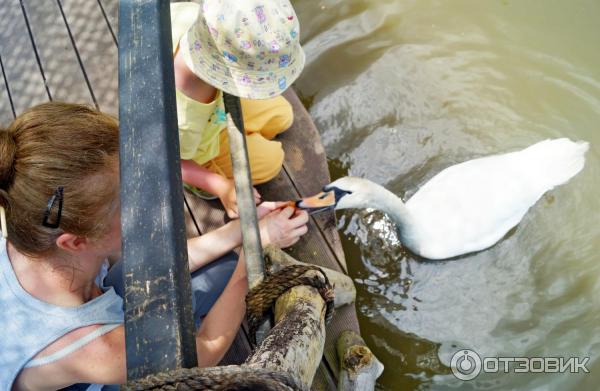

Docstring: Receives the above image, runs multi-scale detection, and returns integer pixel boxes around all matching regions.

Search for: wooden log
[245,248,358,386]
[336,330,384,391]
[264,245,356,308]
[245,281,325,388]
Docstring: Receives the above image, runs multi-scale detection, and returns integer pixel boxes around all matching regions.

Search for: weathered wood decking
[0,1,360,389]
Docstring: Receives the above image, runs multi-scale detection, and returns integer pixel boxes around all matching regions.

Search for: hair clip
[0,206,7,239]
[42,186,64,229]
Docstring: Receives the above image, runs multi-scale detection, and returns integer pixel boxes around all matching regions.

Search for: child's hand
[259,207,309,248]
[256,201,289,218]
[217,179,261,218]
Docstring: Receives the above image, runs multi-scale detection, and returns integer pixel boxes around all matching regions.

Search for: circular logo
[451,349,482,381]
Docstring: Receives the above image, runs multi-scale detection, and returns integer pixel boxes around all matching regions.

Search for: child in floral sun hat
[171,0,305,218]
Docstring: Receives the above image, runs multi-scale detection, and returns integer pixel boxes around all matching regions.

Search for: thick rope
[123,264,333,390]
[246,263,335,346]
[123,366,306,391]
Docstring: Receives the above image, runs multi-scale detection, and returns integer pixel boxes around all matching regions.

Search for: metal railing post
[118,0,197,379]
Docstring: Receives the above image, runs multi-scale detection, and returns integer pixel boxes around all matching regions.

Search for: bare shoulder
[13,324,126,391]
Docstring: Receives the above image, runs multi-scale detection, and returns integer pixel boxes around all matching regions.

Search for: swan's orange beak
[296,190,337,214]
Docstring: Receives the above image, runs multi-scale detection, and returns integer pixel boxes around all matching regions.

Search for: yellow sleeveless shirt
[171,3,225,165]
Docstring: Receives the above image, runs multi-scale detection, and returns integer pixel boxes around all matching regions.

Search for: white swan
[298,138,589,260]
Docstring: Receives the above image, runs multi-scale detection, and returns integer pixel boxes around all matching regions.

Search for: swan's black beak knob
[326,186,353,203]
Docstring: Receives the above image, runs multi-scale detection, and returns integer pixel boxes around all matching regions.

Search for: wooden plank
[258,167,360,380]
[0,0,49,115]
[21,0,94,105]
[281,89,348,272]
[0,58,15,124]
[323,304,360,378]
[257,90,362,379]
[59,0,119,115]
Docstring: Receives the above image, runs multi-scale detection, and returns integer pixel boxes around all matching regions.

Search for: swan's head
[297,177,378,212]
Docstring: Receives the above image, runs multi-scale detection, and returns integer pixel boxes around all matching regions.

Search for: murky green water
[292,1,600,389]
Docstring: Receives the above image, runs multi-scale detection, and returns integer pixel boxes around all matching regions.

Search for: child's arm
[195,250,247,367]
[181,158,231,196]
[182,159,261,218]
[186,203,308,273]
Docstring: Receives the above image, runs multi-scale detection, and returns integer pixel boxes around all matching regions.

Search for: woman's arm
[186,204,309,273]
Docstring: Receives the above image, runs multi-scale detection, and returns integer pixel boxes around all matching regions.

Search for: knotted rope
[123,260,333,390]
[123,366,305,390]
[246,261,335,346]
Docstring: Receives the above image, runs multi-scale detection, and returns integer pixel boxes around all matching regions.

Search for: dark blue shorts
[103,251,239,328]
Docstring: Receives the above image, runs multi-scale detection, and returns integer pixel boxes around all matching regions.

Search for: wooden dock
[0,1,360,389]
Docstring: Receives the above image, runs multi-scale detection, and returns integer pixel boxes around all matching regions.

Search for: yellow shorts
[202,95,293,185]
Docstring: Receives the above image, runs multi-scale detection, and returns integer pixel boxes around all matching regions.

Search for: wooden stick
[223,108,265,290]
[336,330,384,390]
[223,98,271,343]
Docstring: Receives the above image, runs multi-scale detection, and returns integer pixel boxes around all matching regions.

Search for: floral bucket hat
[180,0,306,100]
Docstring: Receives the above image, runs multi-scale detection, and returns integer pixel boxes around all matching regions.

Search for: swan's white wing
[405,139,588,259]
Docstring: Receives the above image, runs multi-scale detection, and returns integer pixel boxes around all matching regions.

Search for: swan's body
[301,138,588,259]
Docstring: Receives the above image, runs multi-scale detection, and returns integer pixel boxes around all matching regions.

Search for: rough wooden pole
[246,281,326,387]
[222,94,265,289]
[222,93,271,343]
[336,330,384,390]
[245,248,358,386]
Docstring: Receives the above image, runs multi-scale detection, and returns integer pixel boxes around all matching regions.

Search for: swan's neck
[368,185,413,229]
